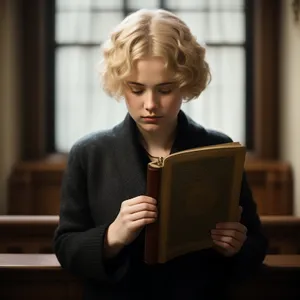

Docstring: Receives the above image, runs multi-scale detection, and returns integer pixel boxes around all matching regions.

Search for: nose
[144,90,158,112]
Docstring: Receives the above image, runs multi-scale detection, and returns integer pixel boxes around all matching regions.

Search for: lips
[141,116,162,123]
[141,116,162,119]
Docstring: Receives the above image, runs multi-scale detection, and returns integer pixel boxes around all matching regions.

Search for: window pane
[175,12,207,43]
[55,47,128,152]
[127,0,159,9]
[208,0,244,10]
[92,12,124,42]
[56,12,86,43]
[176,11,244,43]
[207,11,245,42]
[182,46,245,144]
[57,0,123,10]
[92,0,123,9]
[166,0,207,10]
[166,0,244,10]
[56,0,92,11]
[56,12,91,43]
[56,11,123,43]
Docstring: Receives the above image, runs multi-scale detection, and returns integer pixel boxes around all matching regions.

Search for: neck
[138,122,177,157]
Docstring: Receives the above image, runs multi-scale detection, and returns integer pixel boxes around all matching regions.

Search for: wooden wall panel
[246,159,293,215]
[8,157,65,215]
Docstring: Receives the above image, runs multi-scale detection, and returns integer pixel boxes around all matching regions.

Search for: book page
[164,155,236,251]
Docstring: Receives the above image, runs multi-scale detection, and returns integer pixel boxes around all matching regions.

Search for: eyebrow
[127,81,175,87]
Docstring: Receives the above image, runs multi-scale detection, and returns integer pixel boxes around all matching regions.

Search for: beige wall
[280,0,300,216]
[0,0,21,214]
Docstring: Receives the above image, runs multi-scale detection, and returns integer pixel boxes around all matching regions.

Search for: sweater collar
[112,110,207,198]
[120,109,207,150]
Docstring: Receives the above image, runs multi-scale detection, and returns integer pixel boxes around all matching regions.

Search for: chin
[138,122,161,133]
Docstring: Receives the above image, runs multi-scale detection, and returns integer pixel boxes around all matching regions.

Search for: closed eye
[158,89,172,95]
[131,89,172,95]
[127,82,176,96]
[131,90,144,95]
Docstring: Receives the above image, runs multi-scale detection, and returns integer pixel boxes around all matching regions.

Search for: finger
[126,196,157,206]
[211,234,241,249]
[212,239,236,255]
[130,217,156,229]
[216,222,247,234]
[211,229,245,242]
[126,203,157,214]
[129,210,157,222]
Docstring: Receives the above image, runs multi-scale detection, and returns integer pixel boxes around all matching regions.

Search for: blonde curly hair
[100,9,211,101]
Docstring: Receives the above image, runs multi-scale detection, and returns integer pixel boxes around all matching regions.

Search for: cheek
[165,94,182,111]
[124,91,134,106]
[124,92,141,112]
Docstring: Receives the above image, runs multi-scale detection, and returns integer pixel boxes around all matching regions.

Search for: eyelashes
[130,89,173,95]
[131,90,143,95]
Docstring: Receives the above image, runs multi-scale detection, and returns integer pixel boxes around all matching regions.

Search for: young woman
[53,9,267,300]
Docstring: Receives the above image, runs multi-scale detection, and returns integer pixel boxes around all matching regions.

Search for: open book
[144,142,246,264]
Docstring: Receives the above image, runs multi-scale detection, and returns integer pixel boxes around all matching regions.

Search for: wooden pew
[0,254,82,300]
[262,215,300,254]
[230,255,300,299]
[0,216,57,253]
[0,254,299,299]
[1,215,300,255]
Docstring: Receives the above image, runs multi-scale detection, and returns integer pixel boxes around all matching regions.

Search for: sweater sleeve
[227,172,268,279]
[53,143,130,283]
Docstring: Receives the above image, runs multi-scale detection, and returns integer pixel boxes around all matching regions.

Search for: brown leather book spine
[144,164,162,264]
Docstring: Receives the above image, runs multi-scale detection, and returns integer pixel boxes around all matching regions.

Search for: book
[144,142,246,264]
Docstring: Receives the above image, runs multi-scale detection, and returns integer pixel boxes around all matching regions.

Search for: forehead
[127,57,174,85]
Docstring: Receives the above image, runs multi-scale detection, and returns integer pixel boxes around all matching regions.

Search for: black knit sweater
[53,111,268,300]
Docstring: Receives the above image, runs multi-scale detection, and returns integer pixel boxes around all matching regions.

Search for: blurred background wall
[0,0,21,214]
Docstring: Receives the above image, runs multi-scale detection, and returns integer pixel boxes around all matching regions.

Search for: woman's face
[123,57,183,135]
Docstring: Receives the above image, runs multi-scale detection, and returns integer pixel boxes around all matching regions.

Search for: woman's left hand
[211,206,247,257]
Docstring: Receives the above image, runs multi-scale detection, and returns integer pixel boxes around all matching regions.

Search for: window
[54,0,248,152]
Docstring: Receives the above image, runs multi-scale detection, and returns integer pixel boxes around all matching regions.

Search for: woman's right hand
[104,196,157,257]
